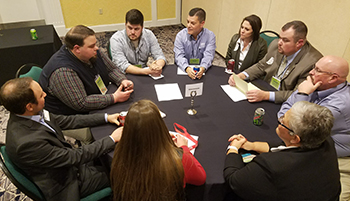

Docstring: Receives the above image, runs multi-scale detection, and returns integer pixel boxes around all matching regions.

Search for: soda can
[30,29,38,40]
[118,111,127,126]
[227,59,235,72]
[193,66,200,73]
[253,108,265,126]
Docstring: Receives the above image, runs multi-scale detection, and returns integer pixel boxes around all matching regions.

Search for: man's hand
[110,127,123,142]
[246,90,269,102]
[113,84,133,103]
[185,67,205,79]
[195,67,205,79]
[186,67,196,79]
[228,75,236,86]
[107,113,120,126]
[121,80,134,91]
[173,134,188,148]
[228,73,246,86]
[149,61,163,71]
[298,76,322,95]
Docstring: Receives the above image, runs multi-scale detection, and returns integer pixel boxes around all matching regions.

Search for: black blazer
[225,34,267,72]
[224,137,340,201]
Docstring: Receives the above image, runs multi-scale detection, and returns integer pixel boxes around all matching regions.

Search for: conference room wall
[60,0,177,28]
[182,0,350,82]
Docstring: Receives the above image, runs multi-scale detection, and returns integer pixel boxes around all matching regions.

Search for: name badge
[43,109,50,121]
[134,64,142,68]
[190,58,200,65]
[95,74,108,95]
[270,76,281,90]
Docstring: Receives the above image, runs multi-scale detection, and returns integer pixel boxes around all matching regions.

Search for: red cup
[227,59,235,72]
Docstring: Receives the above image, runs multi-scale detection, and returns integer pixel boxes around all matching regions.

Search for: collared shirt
[110,28,166,73]
[174,28,216,72]
[17,110,56,133]
[17,110,113,141]
[278,82,350,157]
[237,38,252,70]
[270,145,298,152]
[268,48,302,101]
[275,49,301,79]
[48,51,125,112]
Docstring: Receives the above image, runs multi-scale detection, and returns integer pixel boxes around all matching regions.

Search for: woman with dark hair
[110,100,206,201]
[225,14,267,72]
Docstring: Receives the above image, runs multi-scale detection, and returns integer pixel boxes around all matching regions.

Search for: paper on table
[149,74,164,80]
[221,85,247,102]
[154,83,183,101]
[169,131,199,154]
[144,67,164,80]
[232,73,259,95]
[177,66,205,75]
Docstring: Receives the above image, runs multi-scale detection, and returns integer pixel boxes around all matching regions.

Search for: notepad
[232,73,259,95]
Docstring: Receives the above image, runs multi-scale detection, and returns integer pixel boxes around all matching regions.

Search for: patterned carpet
[0,24,225,200]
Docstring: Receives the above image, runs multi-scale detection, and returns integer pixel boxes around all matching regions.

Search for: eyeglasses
[313,65,340,77]
[277,116,294,133]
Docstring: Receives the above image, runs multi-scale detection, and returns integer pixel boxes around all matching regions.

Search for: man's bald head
[320,55,349,79]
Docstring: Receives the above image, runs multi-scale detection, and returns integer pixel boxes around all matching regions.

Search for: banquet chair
[107,40,113,60]
[260,30,280,47]
[15,63,42,82]
[0,145,112,201]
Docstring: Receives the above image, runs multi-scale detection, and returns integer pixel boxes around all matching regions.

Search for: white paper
[169,131,199,154]
[185,83,203,97]
[177,66,205,75]
[149,74,164,80]
[159,110,166,118]
[154,83,183,101]
[177,67,188,75]
[121,110,166,118]
[221,84,247,102]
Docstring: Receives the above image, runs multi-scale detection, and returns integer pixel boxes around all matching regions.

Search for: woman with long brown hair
[110,100,206,201]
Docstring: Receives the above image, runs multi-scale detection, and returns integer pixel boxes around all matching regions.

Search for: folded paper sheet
[221,74,260,102]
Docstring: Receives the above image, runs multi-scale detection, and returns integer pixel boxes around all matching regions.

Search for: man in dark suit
[228,20,323,103]
[0,77,123,201]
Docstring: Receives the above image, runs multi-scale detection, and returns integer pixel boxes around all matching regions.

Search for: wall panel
[157,0,176,20]
[60,0,152,28]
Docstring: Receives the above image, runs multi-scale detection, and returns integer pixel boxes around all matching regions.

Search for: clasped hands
[228,134,251,152]
[147,61,163,77]
[186,66,205,80]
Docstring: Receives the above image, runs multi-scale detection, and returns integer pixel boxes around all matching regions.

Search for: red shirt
[181,146,206,186]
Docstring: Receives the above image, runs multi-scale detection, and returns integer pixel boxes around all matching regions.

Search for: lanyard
[173,123,198,150]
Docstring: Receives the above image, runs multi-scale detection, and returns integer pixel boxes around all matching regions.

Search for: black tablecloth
[90,65,282,201]
[0,25,62,86]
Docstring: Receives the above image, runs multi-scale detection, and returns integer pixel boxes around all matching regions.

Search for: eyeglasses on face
[312,65,339,77]
[277,116,294,133]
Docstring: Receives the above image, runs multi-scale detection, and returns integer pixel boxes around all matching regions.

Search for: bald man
[278,55,350,201]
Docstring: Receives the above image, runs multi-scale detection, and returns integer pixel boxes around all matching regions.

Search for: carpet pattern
[0,24,225,200]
